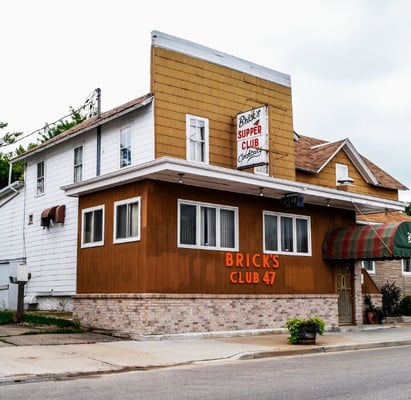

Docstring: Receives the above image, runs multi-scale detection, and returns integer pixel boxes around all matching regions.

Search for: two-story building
[5,31,410,336]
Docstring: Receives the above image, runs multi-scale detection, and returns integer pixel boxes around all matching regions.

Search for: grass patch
[21,327,84,335]
[0,311,80,329]
[0,311,14,325]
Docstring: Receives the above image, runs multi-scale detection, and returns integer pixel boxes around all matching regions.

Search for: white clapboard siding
[100,103,154,175]
[0,187,25,262]
[20,101,154,302]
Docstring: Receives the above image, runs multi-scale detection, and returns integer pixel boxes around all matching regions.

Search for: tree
[0,122,25,188]
[405,202,411,216]
[38,107,86,143]
[0,107,86,189]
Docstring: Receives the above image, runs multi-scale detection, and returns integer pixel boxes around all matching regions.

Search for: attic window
[336,163,354,185]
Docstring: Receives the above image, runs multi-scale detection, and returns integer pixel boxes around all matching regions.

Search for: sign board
[236,106,268,169]
[280,194,304,208]
[17,264,29,282]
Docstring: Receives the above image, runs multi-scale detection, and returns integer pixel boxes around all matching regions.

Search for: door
[336,265,352,324]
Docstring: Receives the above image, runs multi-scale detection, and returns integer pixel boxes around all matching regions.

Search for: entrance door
[336,265,352,324]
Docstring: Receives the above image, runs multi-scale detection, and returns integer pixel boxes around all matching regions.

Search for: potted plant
[364,294,378,324]
[285,316,325,344]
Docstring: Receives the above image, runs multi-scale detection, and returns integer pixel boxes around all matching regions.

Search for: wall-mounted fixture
[178,173,184,184]
[259,187,264,197]
[337,177,354,185]
[40,205,66,228]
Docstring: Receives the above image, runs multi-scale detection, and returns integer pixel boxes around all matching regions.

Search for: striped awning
[323,222,411,260]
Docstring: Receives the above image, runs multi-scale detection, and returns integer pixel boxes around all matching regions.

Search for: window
[362,260,376,274]
[186,115,209,163]
[114,197,141,243]
[73,146,83,182]
[36,161,45,195]
[402,258,411,275]
[178,200,238,250]
[336,163,354,185]
[81,205,104,247]
[263,211,311,255]
[120,126,132,168]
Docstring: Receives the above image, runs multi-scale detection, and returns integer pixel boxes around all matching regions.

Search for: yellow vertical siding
[296,150,399,200]
[151,47,296,181]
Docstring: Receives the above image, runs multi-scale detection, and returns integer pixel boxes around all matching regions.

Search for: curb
[1,339,411,386]
[237,339,411,360]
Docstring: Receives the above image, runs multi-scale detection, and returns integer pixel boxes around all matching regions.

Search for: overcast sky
[1,0,410,201]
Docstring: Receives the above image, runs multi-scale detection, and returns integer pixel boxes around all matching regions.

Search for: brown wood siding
[77,180,355,295]
[151,46,296,181]
[296,150,399,200]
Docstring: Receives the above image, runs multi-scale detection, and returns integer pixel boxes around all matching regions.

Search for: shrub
[397,294,411,316]
[285,317,325,344]
[380,281,401,317]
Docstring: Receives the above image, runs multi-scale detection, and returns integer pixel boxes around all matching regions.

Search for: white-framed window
[186,114,209,163]
[36,161,45,195]
[402,258,411,275]
[73,145,83,182]
[362,260,376,274]
[114,196,141,244]
[81,205,104,248]
[178,199,238,250]
[120,126,132,168]
[336,163,354,185]
[263,211,311,256]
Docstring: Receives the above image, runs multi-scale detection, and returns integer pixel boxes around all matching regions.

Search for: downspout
[96,88,102,176]
[8,161,18,194]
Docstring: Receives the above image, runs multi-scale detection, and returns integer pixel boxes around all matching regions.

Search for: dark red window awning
[323,222,411,261]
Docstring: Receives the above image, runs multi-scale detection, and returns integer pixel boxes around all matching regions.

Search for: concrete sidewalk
[1,323,411,384]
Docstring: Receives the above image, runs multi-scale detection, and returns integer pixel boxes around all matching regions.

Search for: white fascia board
[151,31,291,88]
[312,140,346,174]
[11,97,154,163]
[61,157,405,212]
[343,139,379,185]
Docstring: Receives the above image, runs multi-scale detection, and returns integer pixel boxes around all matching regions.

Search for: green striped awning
[323,222,411,260]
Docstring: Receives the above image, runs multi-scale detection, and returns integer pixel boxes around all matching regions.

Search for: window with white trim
[402,258,411,275]
[114,197,141,243]
[263,211,311,255]
[36,161,45,195]
[73,146,83,182]
[120,126,132,168]
[81,205,104,247]
[178,200,238,250]
[186,115,209,163]
[362,260,376,274]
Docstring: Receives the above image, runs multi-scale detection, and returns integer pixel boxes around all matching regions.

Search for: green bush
[285,317,325,344]
[381,281,401,317]
[397,295,411,316]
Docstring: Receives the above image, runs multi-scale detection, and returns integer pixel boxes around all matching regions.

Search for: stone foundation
[73,293,339,338]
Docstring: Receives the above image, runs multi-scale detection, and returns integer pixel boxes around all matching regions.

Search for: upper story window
[81,205,104,248]
[120,126,132,168]
[36,161,45,195]
[178,199,238,250]
[73,146,83,182]
[186,115,209,163]
[402,258,411,275]
[114,196,141,244]
[336,163,354,185]
[263,211,311,256]
[362,260,376,274]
